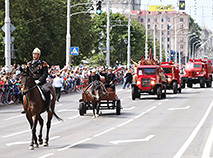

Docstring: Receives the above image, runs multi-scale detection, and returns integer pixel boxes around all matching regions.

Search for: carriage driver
[88,69,101,84]
[100,67,116,92]
[27,48,50,108]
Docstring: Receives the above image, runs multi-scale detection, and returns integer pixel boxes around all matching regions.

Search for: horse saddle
[37,84,50,110]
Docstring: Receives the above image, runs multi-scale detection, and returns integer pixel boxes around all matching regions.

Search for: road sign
[98,47,114,51]
[71,47,79,55]
[3,36,14,44]
[179,0,185,10]
[1,23,16,33]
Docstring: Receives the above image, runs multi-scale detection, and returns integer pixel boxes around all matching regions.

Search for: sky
[141,0,213,31]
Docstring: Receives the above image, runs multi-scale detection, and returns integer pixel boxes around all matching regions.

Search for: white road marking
[5,136,60,147]
[110,135,155,145]
[158,103,162,105]
[3,129,30,138]
[68,115,79,120]
[58,138,92,151]
[202,125,213,158]
[168,106,190,111]
[0,109,21,113]
[3,115,24,121]
[56,103,63,107]
[123,106,135,111]
[57,109,77,112]
[37,153,54,158]
[173,99,213,158]
[58,106,156,152]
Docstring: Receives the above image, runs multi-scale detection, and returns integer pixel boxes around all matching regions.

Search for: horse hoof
[34,144,39,148]
[44,142,48,147]
[39,141,43,145]
[29,146,34,150]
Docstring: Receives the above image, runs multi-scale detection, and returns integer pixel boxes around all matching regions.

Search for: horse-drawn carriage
[79,79,121,117]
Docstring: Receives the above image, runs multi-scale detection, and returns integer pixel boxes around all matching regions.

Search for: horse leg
[38,115,44,145]
[92,102,96,118]
[96,101,100,117]
[26,113,34,150]
[29,115,39,150]
[44,111,53,146]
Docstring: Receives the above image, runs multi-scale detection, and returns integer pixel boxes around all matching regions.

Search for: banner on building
[179,0,185,10]
[149,5,174,11]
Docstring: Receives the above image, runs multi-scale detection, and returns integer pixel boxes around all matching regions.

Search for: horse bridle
[21,77,37,95]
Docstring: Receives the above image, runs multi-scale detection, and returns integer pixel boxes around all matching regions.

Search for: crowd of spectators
[0,64,134,105]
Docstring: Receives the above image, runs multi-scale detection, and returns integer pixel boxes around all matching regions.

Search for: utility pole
[106,0,110,67]
[4,0,12,72]
[127,15,131,69]
[66,0,71,67]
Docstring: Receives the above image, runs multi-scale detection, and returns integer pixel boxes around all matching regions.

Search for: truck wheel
[178,87,182,93]
[79,102,86,116]
[187,82,192,88]
[132,86,137,100]
[157,87,162,99]
[181,80,185,88]
[116,100,121,115]
[173,82,178,94]
[200,78,205,88]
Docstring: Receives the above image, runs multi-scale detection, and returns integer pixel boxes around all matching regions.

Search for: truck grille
[141,78,150,87]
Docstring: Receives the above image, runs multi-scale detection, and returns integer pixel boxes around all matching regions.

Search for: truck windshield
[138,68,143,75]
[186,63,193,69]
[163,68,171,74]
[144,68,156,75]
[194,64,201,68]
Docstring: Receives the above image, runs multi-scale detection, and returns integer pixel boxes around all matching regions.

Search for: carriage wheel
[116,100,121,115]
[79,102,86,116]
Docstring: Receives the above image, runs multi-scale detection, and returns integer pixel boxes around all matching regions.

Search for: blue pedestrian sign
[71,47,79,55]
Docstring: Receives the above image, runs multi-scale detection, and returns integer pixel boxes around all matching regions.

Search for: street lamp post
[192,40,201,59]
[189,35,198,59]
[66,0,71,67]
[185,33,195,64]
[145,0,152,59]
[195,43,201,58]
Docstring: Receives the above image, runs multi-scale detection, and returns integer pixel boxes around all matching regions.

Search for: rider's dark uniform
[27,59,48,85]
[88,74,100,84]
[100,71,116,92]
[27,59,50,110]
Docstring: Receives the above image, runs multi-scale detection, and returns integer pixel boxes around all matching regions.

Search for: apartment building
[131,10,190,62]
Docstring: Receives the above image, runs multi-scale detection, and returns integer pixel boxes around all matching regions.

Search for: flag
[179,0,185,10]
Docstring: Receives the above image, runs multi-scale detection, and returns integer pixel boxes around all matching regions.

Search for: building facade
[131,10,190,62]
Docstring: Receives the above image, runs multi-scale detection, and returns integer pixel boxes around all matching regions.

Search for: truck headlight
[151,80,155,86]
[196,72,199,74]
[137,81,141,85]
[168,78,172,82]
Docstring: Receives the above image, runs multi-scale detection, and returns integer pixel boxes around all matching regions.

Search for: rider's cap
[92,69,96,73]
[32,47,41,55]
[108,67,112,70]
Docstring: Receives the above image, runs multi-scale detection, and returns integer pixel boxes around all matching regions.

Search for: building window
[168,31,170,35]
[141,18,144,22]
[181,24,184,29]
[161,24,163,29]
[148,18,150,23]
[168,38,170,42]
[161,18,164,22]
[181,45,184,49]
[148,24,150,29]
[167,18,170,22]
[180,18,184,22]
[155,18,157,22]
[168,44,170,48]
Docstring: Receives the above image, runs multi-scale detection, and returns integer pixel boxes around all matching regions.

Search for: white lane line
[158,103,162,105]
[3,115,24,121]
[56,104,63,107]
[110,135,155,145]
[58,138,92,151]
[3,129,30,138]
[168,106,190,111]
[68,115,79,120]
[202,125,213,158]
[58,106,156,152]
[37,153,54,158]
[0,109,21,113]
[5,136,60,146]
[173,99,213,158]
[57,109,77,112]
[123,106,135,111]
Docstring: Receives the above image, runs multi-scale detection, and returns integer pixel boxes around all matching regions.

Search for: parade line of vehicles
[78,58,212,116]
[131,58,212,100]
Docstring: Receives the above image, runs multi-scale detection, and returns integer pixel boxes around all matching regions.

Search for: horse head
[20,67,36,93]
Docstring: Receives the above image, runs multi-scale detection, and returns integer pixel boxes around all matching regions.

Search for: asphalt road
[1,84,213,158]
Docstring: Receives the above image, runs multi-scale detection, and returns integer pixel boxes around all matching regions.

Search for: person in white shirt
[52,73,63,102]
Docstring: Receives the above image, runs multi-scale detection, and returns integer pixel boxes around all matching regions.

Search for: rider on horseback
[100,67,116,92]
[88,69,100,84]
[22,48,50,113]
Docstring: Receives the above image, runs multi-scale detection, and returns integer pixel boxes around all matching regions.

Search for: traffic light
[96,0,102,15]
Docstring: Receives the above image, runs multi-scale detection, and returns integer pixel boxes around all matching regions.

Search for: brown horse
[21,67,62,150]
[84,80,108,118]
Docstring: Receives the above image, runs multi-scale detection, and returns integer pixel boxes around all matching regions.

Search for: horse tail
[49,85,63,122]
